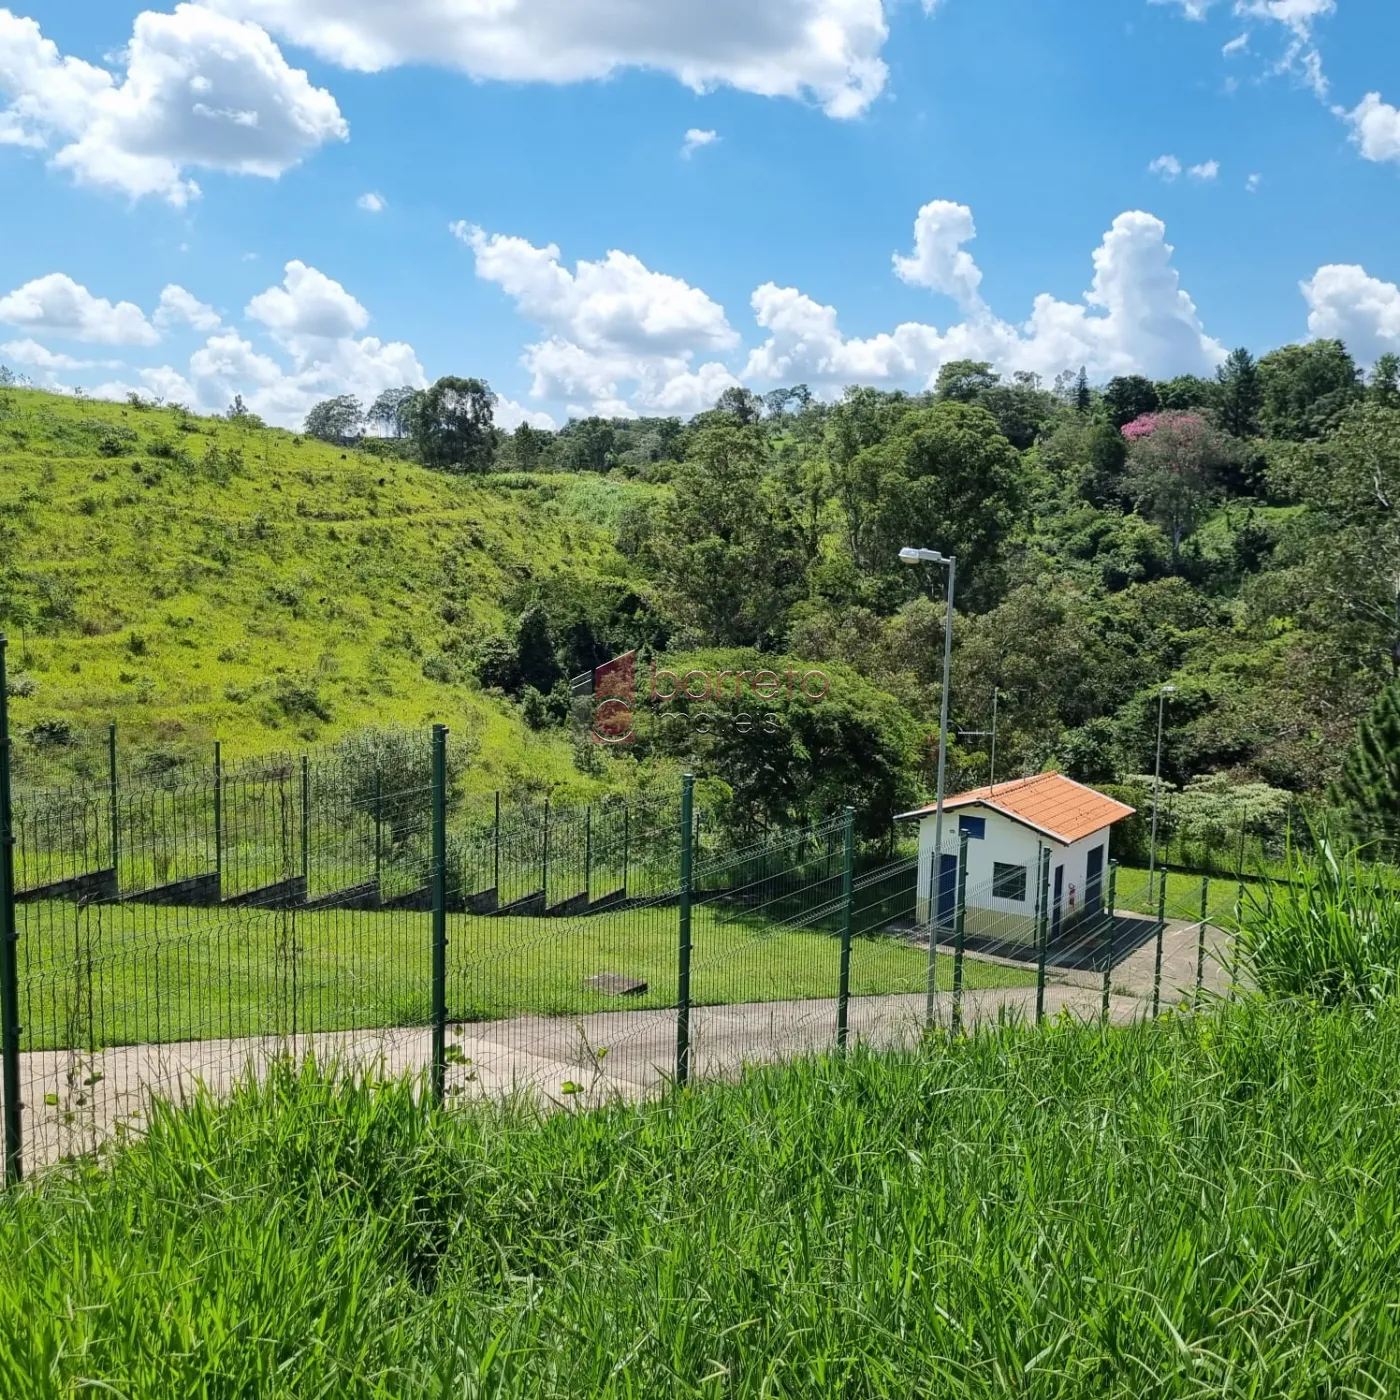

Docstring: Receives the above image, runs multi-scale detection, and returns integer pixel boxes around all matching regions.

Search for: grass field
[0,386,648,793]
[2,996,1397,1396]
[16,899,1033,1051]
[1112,865,1247,923]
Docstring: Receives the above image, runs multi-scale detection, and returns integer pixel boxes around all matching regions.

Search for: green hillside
[0,387,646,793]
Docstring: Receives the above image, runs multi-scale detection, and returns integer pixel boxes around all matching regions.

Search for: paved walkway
[10,916,1235,1171]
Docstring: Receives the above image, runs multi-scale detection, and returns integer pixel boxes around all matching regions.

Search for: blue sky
[1,0,1398,428]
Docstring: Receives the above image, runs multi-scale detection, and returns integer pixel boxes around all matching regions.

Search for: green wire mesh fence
[1,639,1251,1181]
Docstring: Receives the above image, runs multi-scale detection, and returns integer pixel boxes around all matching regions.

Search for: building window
[959,814,987,841]
[992,862,1027,902]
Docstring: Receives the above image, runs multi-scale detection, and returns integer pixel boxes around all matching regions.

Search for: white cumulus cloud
[495,397,558,431]
[155,284,221,332]
[1188,159,1221,180]
[454,221,740,416]
[1150,154,1184,181]
[247,260,371,343]
[0,4,347,205]
[0,338,120,371]
[201,0,896,118]
[0,272,159,345]
[357,191,386,212]
[1345,93,1400,165]
[892,200,985,312]
[745,207,1225,393]
[681,128,718,158]
[1301,264,1400,365]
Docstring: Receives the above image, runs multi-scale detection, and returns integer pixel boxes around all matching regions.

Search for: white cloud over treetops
[1301,264,1400,365]
[201,0,897,118]
[0,4,346,204]
[8,207,1399,431]
[453,220,740,417]
[748,205,1227,392]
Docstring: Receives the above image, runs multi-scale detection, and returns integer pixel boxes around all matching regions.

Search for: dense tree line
[307,340,1400,832]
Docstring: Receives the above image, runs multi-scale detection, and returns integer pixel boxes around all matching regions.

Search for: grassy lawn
[17,899,1032,1052]
[3,998,1398,1394]
[1112,864,1249,923]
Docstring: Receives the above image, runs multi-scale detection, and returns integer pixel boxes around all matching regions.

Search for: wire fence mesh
[0,643,1263,1180]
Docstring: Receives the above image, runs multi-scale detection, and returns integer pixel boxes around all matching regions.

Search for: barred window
[992,862,1027,902]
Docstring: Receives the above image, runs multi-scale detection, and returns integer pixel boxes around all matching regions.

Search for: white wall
[913,804,1114,944]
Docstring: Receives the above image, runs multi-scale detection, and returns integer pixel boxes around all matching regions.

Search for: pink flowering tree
[1122,411,1237,566]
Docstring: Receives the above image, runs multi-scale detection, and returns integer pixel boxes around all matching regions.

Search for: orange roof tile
[897,772,1136,846]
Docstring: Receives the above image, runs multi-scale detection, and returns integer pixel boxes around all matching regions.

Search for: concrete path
[10,918,1234,1172]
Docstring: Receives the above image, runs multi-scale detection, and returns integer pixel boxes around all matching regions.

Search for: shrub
[1237,830,1400,1004]
[273,676,331,724]
[97,429,136,457]
[26,716,75,749]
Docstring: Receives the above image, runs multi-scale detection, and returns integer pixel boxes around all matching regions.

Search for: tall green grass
[5,1000,1400,1395]
[1236,835,1400,1003]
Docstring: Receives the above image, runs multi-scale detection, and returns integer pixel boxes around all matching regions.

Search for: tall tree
[511,422,551,472]
[1332,679,1400,842]
[651,416,806,647]
[1103,375,1160,429]
[304,395,364,443]
[1268,402,1400,678]
[1123,411,1235,566]
[1156,375,1216,411]
[866,400,1029,608]
[1258,340,1362,441]
[1075,367,1092,415]
[1215,348,1263,438]
[514,603,562,693]
[411,376,497,472]
[559,417,617,473]
[934,360,999,403]
[367,386,419,438]
[715,386,763,424]
[1370,354,1400,406]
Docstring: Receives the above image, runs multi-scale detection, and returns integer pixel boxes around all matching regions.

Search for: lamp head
[899,548,922,566]
[1162,684,1178,695]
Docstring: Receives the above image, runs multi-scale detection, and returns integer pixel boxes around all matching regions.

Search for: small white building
[897,773,1136,947]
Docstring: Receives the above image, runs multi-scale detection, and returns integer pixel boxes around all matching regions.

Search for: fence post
[373,767,384,895]
[676,774,695,1088]
[0,637,22,1184]
[493,790,500,897]
[1035,849,1051,1026]
[1102,861,1118,1023]
[300,754,310,893]
[541,796,550,910]
[837,807,855,1052]
[430,725,449,1107]
[584,805,593,904]
[213,740,223,898]
[1152,873,1167,1018]
[1196,876,1209,1004]
[107,722,120,882]
[622,801,630,897]
[952,829,970,1036]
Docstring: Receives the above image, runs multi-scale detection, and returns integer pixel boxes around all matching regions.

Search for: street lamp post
[1148,684,1177,903]
[900,546,957,1026]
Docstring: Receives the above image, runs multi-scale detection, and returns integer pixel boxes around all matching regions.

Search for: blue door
[1051,865,1065,943]
[937,854,958,929]
[1085,846,1105,919]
